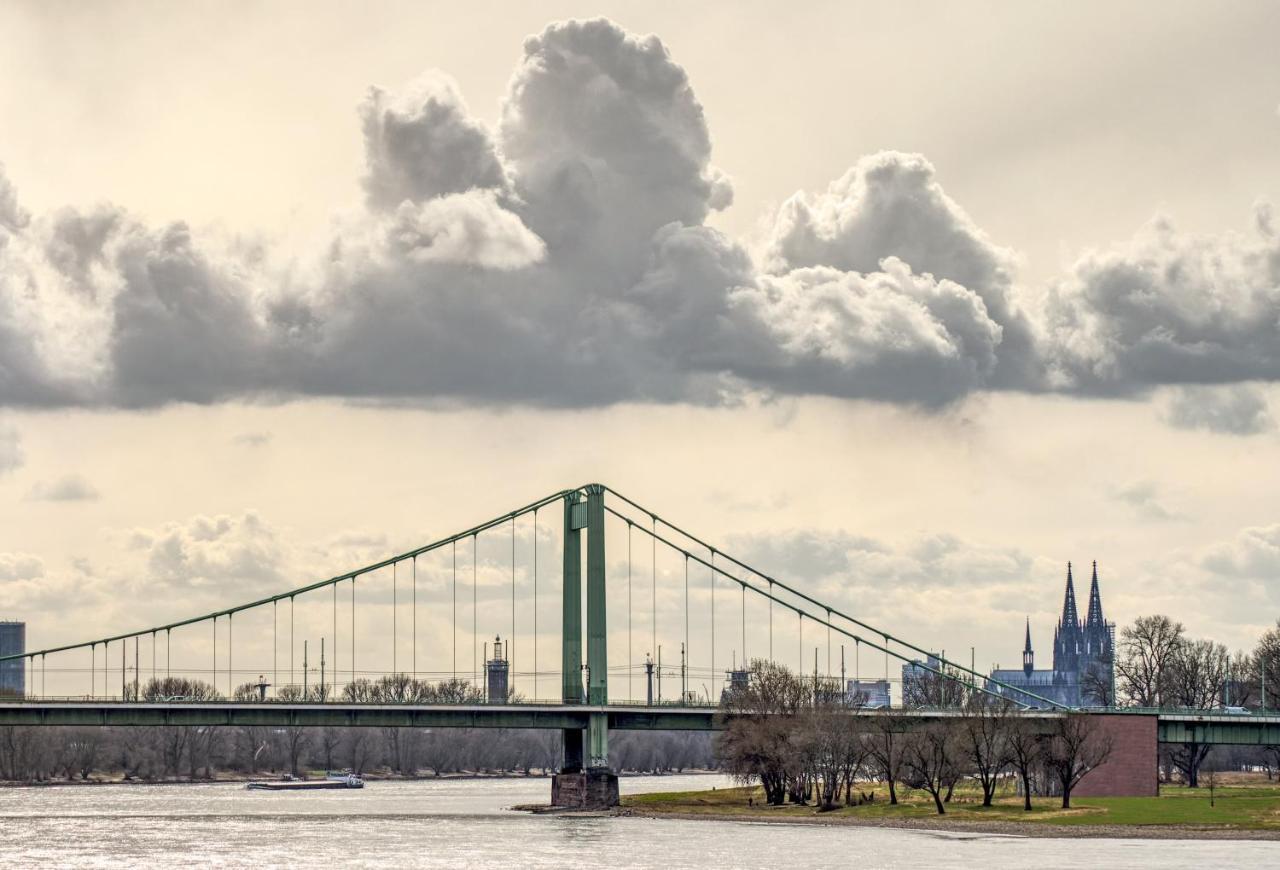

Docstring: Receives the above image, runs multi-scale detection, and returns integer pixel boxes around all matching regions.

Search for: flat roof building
[0,621,25,697]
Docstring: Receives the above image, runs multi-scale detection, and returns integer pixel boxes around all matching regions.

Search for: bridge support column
[551,485,618,809]
[1075,713,1158,797]
[559,493,584,774]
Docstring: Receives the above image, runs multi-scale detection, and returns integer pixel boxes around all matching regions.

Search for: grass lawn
[622,774,1280,831]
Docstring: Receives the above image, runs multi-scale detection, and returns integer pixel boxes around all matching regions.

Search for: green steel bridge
[3,483,1276,801]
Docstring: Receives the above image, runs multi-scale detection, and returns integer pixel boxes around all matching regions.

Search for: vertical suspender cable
[166,630,170,682]
[768,580,774,662]
[229,614,233,696]
[827,609,831,680]
[412,556,418,681]
[393,561,397,676]
[212,617,216,692]
[884,634,889,688]
[476,534,481,690]
[272,602,277,697]
[351,577,356,688]
[533,508,538,700]
[333,583,338,691]
[651,515,657,675]
[627,522,632,701]
[452,541,457,681]
[289,597,294,689]
[710,550,715,700]
[741,583,746,667]
[511,516,516,696]
[683,554,689,700]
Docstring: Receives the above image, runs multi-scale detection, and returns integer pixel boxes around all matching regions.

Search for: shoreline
[615,806,1280,841]
[0,769,718,789]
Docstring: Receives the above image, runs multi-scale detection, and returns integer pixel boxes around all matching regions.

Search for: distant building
[0,621,24,696]
[988,562,1115,708]
[847,679,890,708]
[486,636,509,703]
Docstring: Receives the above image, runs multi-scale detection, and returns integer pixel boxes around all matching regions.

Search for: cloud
[1047,205,1280,395]
[726,259,1004,405]
[1111,480,1179,521]
[0,18,1278,415]
[1201,524,1280,579]
[0,553,43,581]
[232,431,272,447]
[139,511,285,595]
[359,73,507,211]
[760,152,1041,391]
[0,422,21,474]
[1161,384,1274,435]
[25,474,100,502]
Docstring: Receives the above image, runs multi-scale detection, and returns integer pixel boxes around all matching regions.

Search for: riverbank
[1,768,716,788]
[621,779,1280,840]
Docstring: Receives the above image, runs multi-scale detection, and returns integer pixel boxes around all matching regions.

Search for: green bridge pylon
[560,484,609,772]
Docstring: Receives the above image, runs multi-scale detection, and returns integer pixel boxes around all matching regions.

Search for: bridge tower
[552,484,619,808]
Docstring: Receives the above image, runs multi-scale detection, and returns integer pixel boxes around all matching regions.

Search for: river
[0,774,1270,868]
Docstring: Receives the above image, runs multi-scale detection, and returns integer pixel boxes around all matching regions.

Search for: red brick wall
[1074,714,1158,797]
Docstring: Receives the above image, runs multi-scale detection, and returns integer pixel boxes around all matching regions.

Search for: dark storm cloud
[25,474,99,502]
[0,19,1278,413]
[1162,384,1274,436]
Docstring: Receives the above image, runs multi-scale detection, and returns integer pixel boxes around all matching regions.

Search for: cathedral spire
[1022,617,1034,676]
[1085,560,1104,627]
[1060,562,1080,629]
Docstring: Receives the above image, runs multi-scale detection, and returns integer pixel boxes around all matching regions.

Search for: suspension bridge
[2,483,1278,805]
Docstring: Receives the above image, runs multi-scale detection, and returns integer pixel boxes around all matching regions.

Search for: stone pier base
[1074,714,1158,797]
[551,768,619,809]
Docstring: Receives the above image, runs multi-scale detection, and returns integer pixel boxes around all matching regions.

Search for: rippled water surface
[0,774,1270,868]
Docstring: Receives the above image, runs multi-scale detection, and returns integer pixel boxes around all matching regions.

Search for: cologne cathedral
[988,561,1116,708]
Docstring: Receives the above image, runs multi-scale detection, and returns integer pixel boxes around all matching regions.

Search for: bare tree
[1253,620,1280,710]
[900,720,963,815]
[1079,657,1114,707]
[902,664,969,709]
[1042,715,1113,808]
[960,696,1014,806]
[1166,637,1229,787]
[1116,615,1184,707]
[1005,717,1043,811]
[715,659,808,806]
[865,713,908,805]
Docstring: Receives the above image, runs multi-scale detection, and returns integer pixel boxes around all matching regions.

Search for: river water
[0,773,1271,868]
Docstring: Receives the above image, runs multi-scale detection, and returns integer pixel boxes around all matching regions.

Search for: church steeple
[1060,562,1080,629]
[1085,560,1104,628]
[1053,562,1083,675]
[1022,618,1034,676]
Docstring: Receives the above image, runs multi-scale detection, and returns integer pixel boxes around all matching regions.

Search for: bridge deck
[2,703,1276,744]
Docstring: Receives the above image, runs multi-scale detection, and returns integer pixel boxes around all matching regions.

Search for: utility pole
[840,645,846,702]
[645,653,654,706]
[320,638,326,700]
[680,642,686,702]
[657,646,663,704]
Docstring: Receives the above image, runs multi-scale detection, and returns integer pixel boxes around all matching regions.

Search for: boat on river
[246,774,364,791]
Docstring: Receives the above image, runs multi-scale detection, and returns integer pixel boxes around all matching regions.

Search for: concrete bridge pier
[551,487,619,809]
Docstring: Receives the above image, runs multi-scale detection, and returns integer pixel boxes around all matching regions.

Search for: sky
[2,2,1279,696]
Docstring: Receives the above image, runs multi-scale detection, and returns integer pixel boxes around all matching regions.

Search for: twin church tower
[992,561,1116,707]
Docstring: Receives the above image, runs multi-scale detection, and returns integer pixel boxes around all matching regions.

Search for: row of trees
[716,660,1114,814]
[1115,615,1280,786]
[0,676,715,783]
[0,721,712,783]
[1116,615,1279,710]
